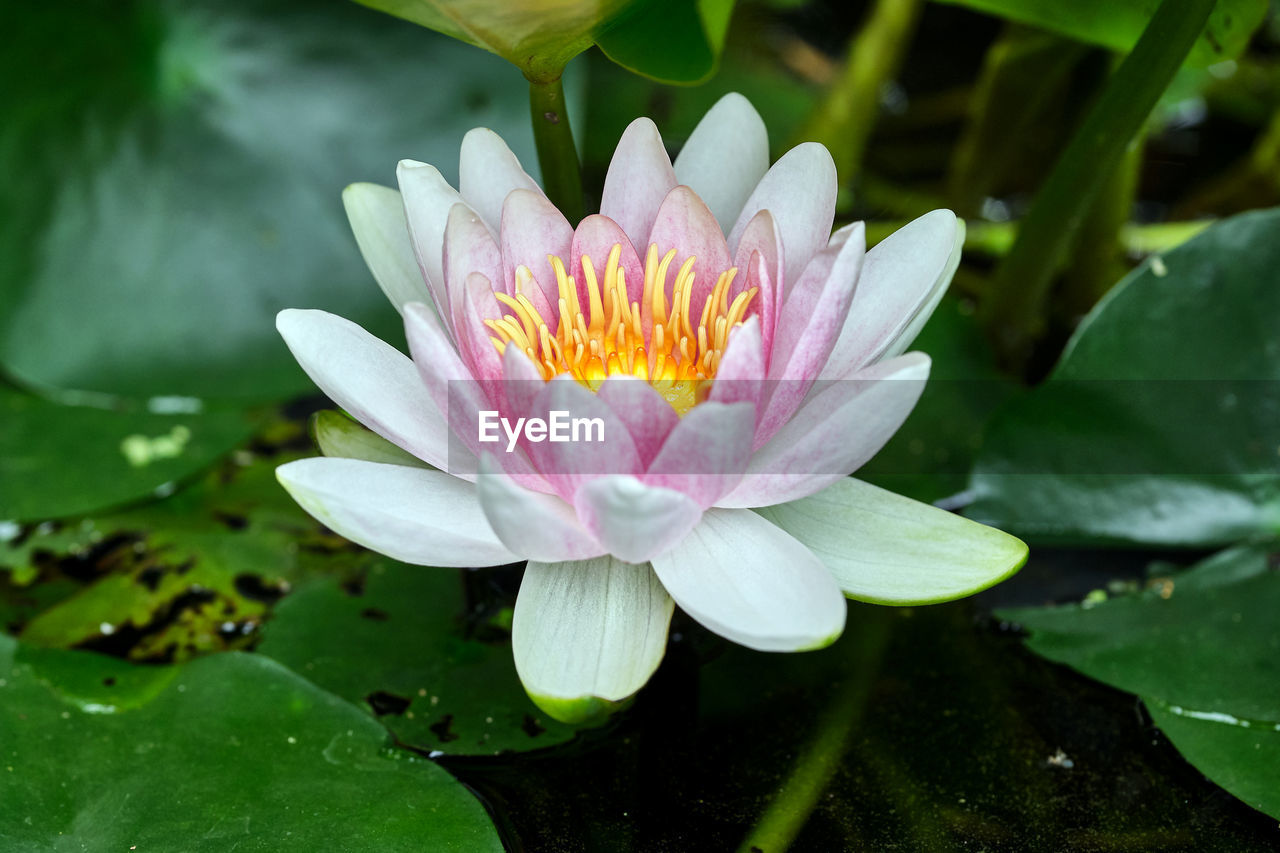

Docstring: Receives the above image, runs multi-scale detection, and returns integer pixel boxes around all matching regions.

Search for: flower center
[486,243,757,415]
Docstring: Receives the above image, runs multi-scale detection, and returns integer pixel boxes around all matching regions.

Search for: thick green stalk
[982,0,1215,369]
[529,76,583,224]
[736,612,892,853]
[795,0,922,181]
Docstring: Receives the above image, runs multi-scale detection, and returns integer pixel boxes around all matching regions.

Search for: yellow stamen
[488,243,757,415]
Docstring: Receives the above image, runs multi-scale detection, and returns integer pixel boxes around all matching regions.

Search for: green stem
[981,0,1215,369]
[528,76,583,224]
[737,612,892,853]
[795,0,922,182]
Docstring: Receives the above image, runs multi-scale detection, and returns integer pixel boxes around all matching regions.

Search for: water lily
[276,94,1027,723]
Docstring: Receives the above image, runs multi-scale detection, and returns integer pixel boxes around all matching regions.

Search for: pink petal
[596,375,680,468]
[647,186,733,320]
[732,210,784,358]
[727,143,836,285]
[718,353,930,507]
[643,401,754,508]
[755,223,865,447]
[524,376,643,502]
[600,118,677,253]
[573,475,702,563]
[570,215,646,310]
[443,203,503,338]
[708,316,765,414]
[476,455,605,562]
[500,188,573,307]
[823,210,960,377]
[459,127,541,235]
[673,93,770,234]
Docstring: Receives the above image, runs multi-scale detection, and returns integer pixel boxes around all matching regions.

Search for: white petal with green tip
[756,478,1028,605]
[650,509,847,652]
[512,556,673,724]
[312,410,432,469]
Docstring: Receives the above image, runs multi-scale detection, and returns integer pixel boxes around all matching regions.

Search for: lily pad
[0,386,255,523]
[968,208,1280,544]
[258,559,592,755]
[0,635,503,850]
[999,543,1280,819]
[0,0,538,402]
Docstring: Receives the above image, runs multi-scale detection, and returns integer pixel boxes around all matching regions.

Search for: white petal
[342,183,431,317]
[397,159,467,323]
[276,458,517,567]
[883,218,965,359]
[650,509,846,651]
[476,455,605,562]
[757,478,1028,604]
[727,143,837,284]
[573,476,702,563]
[312,410,431,468]
[459,127,541,235]
[674,92,769,233]
[277,309,447,469]
[513,556,673,723]
[824,209,960,377]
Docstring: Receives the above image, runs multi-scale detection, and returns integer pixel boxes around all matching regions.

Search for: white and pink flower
[276,94,1026,722]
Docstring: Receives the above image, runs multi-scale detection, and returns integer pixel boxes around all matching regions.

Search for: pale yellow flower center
[486,243,757,415]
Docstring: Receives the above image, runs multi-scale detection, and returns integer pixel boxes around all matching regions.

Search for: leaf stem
[981,0,1216,369]
[736,611,892,853]
[528,76,583,224]
[795,0,923,182]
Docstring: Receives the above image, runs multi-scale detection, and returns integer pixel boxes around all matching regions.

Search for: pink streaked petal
[727,143,837,285]
[444,203,503,338]
[525,376,643,502]
[476,455,605,562]
[823,210,960,377]
[500,188,573,305]
[573,475,702,563]
[718,353,931,508]
[276,458,516,567]
[643,401,753,508]
[732,210,784,358]
[397,159,467,325]
[570,215,646,309]
[403,302,486,482]
[755,223,866,447]
[647,185,732,318]
[596,375,680,469]
[277,309,449,470]
[600,118,678,253]
[708,316,765,417]
[456,272,505,385]
[459,127,541,235]
[673,93,770,234]
[649,508,846,651]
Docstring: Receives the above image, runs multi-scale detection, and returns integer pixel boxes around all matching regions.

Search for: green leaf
[0,0,540,402]
[998,543,1280,819]
[595,0,736,85]
[0,387,254,522]
[352,0,634,80]
[0,637,503,850]
[968,208,1280,545]
[258,559,600,754]
[930,0,1266,67]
